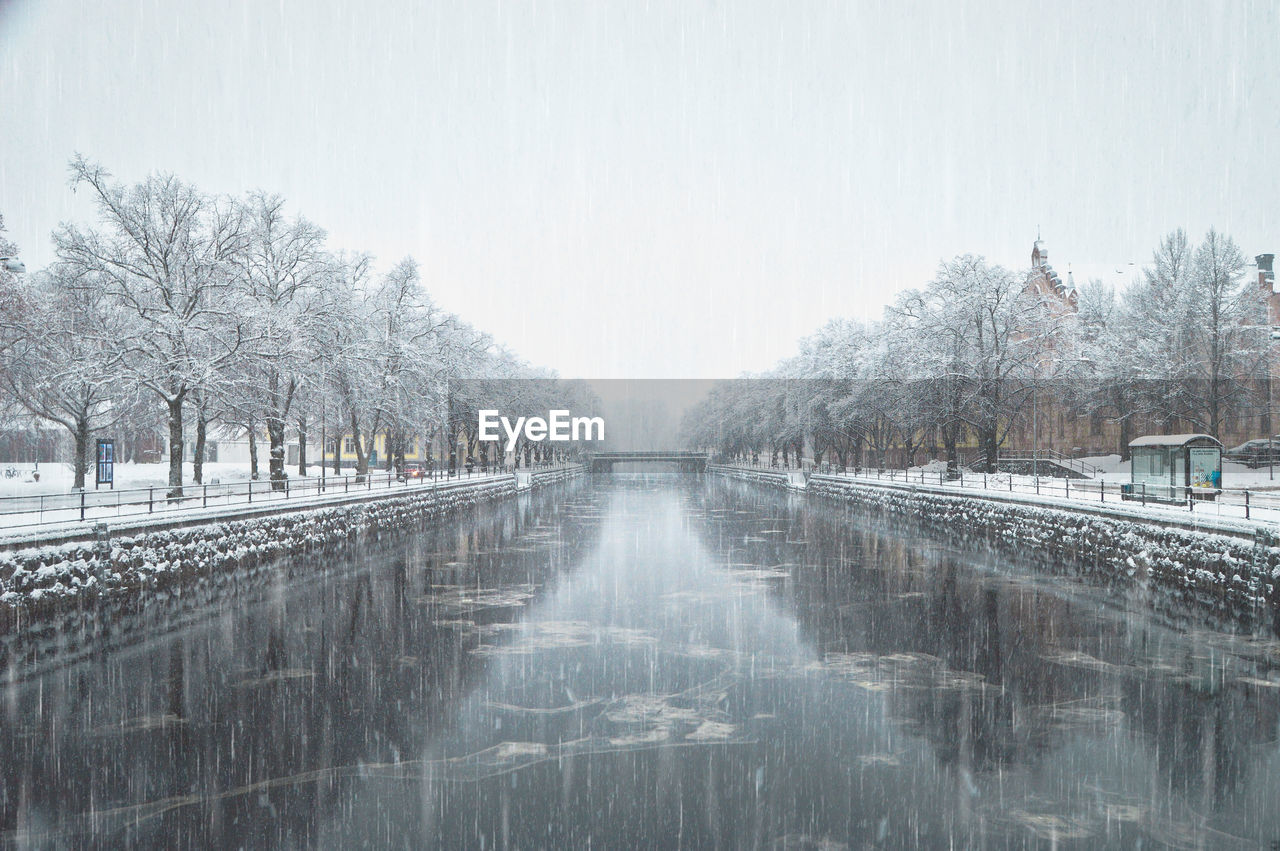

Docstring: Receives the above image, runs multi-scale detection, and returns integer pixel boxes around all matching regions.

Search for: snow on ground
[0,461,369,497]
[1076,455,1280,489]
[898,454,1280,490]
[842,467,1280,530]
[0,462,511,534]
[1076,454,1126,476]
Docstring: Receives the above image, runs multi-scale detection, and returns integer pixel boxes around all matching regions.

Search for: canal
[3,476,1280,848]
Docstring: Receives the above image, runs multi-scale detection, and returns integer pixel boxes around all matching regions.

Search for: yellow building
[323,433,426,466]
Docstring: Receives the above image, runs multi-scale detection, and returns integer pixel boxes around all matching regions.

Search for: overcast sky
[2,0,1277,377]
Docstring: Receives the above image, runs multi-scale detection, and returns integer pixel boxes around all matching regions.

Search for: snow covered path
[0,469,533,547]
[820,468,1280,538]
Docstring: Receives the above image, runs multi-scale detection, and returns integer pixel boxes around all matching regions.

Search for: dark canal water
[3,476,1280,848]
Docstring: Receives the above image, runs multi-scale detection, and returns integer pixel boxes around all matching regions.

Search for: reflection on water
[3,476,1280,848]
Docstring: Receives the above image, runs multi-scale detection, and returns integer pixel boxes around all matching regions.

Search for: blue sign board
[96,439,115,489]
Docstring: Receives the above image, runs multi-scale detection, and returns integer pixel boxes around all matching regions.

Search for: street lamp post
[1033,386,1039,484]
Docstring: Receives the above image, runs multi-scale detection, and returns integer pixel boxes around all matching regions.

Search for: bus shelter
[1128,434,1222,502]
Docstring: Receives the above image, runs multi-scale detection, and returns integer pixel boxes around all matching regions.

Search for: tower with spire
[1027,235,1078,312]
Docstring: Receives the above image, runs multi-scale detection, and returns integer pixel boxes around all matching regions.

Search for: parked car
[400,462,430,480]
[1224,437,1280,468]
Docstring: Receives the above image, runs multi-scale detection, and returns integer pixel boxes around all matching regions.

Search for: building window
[343,437,356,454]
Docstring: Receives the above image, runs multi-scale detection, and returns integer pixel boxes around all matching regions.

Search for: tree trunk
[351,413,369,480]
[267,416,286,490]
[72,415,89,490]
[248,419,259,480]
[297,417,307,478]
[1209,381,1221,440]
[1262,377,1273,437]
[167,394,185,498]
[943,425,958,477]
[979,426,999,475]
[193,406,207,485]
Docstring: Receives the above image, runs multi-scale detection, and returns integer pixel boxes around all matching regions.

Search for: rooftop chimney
[1258,253,1275,292]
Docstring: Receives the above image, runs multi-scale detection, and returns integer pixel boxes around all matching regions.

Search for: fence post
[345,476,350,493]
[1141,483,1146,507]
[80,490,86,522]
[959,471,964,487]
[1245,490,1250,520]
[983,473,987,489]
[1100,481,1104,503]
[285,479,290,498]
[1065,479,1070,500]
[149,487,154,514]
[248,481,253,504]
[203,483,208,508]
[1035,477,1040,495]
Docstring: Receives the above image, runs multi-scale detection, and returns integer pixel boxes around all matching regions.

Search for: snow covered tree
[1111,229,1268,440]
[0,264,141,488]
[891,255,1059,473]
[0,214,29,354]
[1183,230,1266,437]
[1061,279,1143,457]
[232,192,329,489]
[1111,229,1199,431]
[54,157,247,497]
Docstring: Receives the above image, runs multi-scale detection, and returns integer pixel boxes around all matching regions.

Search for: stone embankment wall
[709,466,1280,632]
[704,464,791,489]
[0,469,584,631]
[528,466,586,487]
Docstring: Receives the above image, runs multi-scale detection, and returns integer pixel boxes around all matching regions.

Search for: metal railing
[804,465,1280,525]
[712,459,806,471]
[966,449,1100,478]
[0,462,574,533]
[995,450,1099,478]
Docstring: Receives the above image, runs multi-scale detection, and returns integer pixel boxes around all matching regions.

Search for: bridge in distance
[586,451,708,473]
